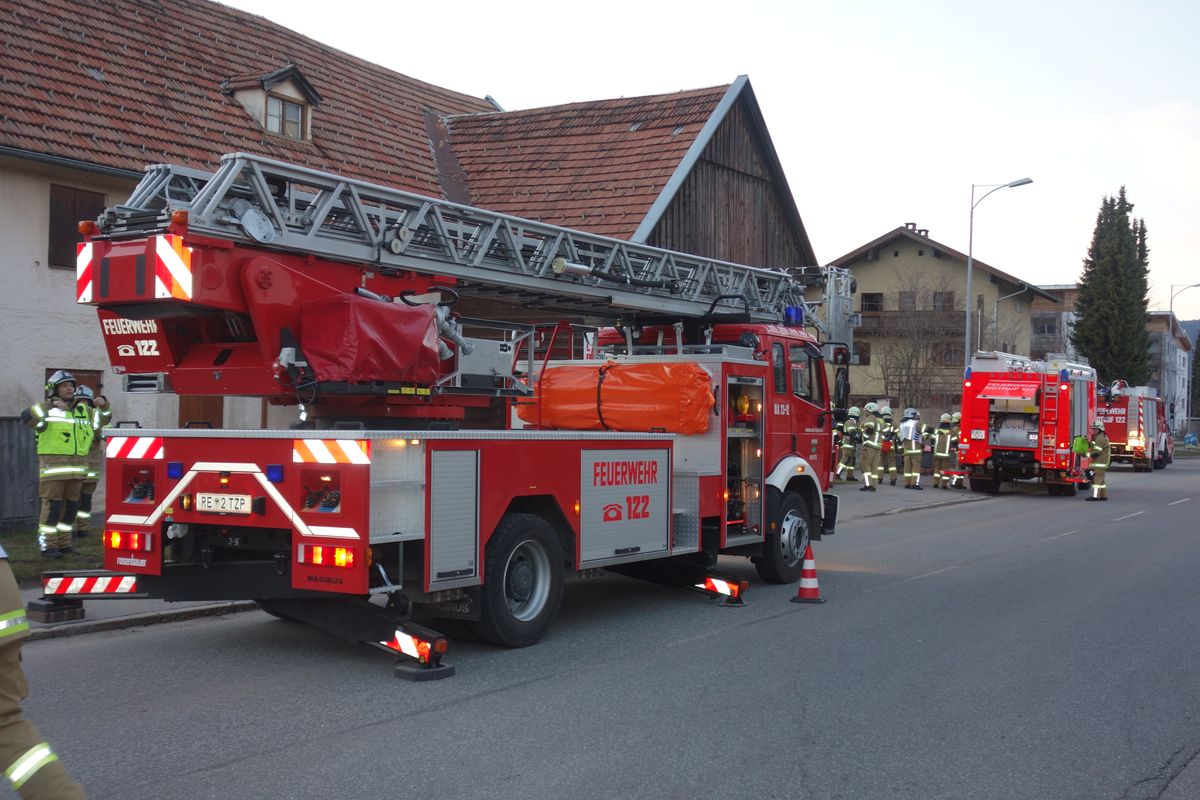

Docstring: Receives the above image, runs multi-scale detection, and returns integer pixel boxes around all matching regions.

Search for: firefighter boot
[37,500,64,559]
[56,500,80,554]
[74,486,95,537]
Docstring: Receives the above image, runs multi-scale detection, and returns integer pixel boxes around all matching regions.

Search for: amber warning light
[108,530,153,551]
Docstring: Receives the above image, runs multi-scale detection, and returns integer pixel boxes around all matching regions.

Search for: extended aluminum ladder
[104,152,822,323]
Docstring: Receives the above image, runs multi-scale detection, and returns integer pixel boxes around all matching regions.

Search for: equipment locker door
[428,450,480,589]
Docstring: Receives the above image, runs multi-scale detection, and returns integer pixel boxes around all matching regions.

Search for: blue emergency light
[782,306,805,327]
[167,461,184,479]
[266,464,285,483]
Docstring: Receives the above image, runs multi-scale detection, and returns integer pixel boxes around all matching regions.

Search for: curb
[27,601,259,641]
[876,494,990,518]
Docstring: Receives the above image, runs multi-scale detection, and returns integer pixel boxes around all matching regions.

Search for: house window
[861,293,883,312]
[933,344,963,367]
[267,95,305,139]
[932,291,955,311]
[853,341,871,366]
[898,291,916,312]
[1033,317,1058,336]
[48,185,106,269]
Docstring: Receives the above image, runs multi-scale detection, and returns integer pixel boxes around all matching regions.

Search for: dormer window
[267,95,304,139]
[222,64,322,142]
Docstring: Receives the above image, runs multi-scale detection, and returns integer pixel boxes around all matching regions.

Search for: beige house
[831,223,1056,416]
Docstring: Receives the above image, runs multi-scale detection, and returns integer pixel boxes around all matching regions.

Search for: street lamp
[1169,283,1200,317]
[965,178,1033,370]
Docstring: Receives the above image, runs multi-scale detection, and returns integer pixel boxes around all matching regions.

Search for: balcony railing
[856,310,966,335]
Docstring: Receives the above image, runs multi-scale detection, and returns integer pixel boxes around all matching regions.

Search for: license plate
[970,429,986,440]
[196,493,252,514]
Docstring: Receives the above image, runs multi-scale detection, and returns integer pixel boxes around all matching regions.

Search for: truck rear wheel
[755,490,810,584]
[471,513,564,648]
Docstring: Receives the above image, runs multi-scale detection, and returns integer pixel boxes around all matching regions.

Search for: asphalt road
[21,460,1200,800]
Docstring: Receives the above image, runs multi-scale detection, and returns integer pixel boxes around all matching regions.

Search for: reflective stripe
[40,466,86,478]
[76,511,91,521]
[0,610,29,640]
[29,405,45,419]
[5,743,58,788]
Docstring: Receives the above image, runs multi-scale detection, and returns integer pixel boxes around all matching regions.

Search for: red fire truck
[46,153,851,677]
[1095,381,1171,471]
[959,351,1097,495]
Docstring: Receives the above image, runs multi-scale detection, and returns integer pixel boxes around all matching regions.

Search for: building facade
[831,223,1053,417]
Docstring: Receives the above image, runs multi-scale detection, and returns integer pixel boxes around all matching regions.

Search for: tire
[970,478,1000,494]
[255,600,297,622]
[755,490,811,584]
[471,513,564,648]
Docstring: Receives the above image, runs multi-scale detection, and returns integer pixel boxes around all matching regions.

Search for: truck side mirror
[833,365,850,410]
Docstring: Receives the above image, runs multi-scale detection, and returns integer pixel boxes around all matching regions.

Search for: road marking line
[902,565,961,582]
[1113,511,1146,521]
[1047,529,1080,541]
[1168,498,1191,506]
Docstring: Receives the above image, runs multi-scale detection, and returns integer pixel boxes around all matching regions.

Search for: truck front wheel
[755,490,810,584]
[472,513,564,648]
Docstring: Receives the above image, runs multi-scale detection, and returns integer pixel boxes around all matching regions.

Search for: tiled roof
[445,86,728,239]
[0,0,495,195]
[830,226,1060,302]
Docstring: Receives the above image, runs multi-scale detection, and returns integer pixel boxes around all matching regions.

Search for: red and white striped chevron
[43,575,138,596]
[292,439,371,464]
[106,437,165,460]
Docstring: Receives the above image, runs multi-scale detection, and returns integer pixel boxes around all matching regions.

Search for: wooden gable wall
[645,96,811,269]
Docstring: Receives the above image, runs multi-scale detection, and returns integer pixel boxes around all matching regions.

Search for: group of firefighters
[834,403,965,492]
[834,401,1114,500]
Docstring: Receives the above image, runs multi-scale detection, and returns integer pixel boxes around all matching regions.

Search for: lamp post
[1169,283,1200,318]
[964,178,1033,370]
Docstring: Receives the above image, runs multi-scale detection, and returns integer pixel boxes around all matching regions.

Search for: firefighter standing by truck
[70,386,110,537]
[19,372,94,558]
[0,547,87,798]
[1087,420,1111,501]
[836,406,860,481]
[858,402,881,491]
[931,413,954,488]
[948,411,965,488]
[878,406,898,486]
[899,408,925,489]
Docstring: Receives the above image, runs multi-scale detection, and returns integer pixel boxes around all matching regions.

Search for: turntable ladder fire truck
[959,351,1098,496]
[47,152,850,678]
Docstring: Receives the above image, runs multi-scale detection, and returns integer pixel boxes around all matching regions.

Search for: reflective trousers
[1091,467,1108,499]
[0,560,85,799]
[36,480,80,554]
[932,456,951,487]
[903,450,923,487]
[858,446,881,486]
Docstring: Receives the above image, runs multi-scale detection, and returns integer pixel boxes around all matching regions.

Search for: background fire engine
[1095,381,1173,471]
[959,351,1097,496]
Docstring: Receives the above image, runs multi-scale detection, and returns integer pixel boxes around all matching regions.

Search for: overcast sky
[221,0,1200,321]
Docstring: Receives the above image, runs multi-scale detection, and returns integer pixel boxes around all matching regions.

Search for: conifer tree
[1071,187,1150,384]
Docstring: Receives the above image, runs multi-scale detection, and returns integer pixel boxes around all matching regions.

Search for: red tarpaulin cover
[299,294,441,384]
[517,361,714,434]
[977,380,1039,400]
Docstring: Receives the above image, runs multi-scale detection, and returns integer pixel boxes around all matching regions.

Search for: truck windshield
[789,344,825,407]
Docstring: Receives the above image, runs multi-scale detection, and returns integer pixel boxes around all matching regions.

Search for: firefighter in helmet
[947,411,965,488]
[835,406,860,481]
[898,408,925,489]
[857,402,881,491]
[877,406,898,486]
[19,371,94,558]
[71,385,111,537]
[0,546,87,798]
[932,413,954,488]
[1086,420,1111,501]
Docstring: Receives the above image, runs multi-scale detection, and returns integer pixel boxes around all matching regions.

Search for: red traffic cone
[790,544,826,604]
